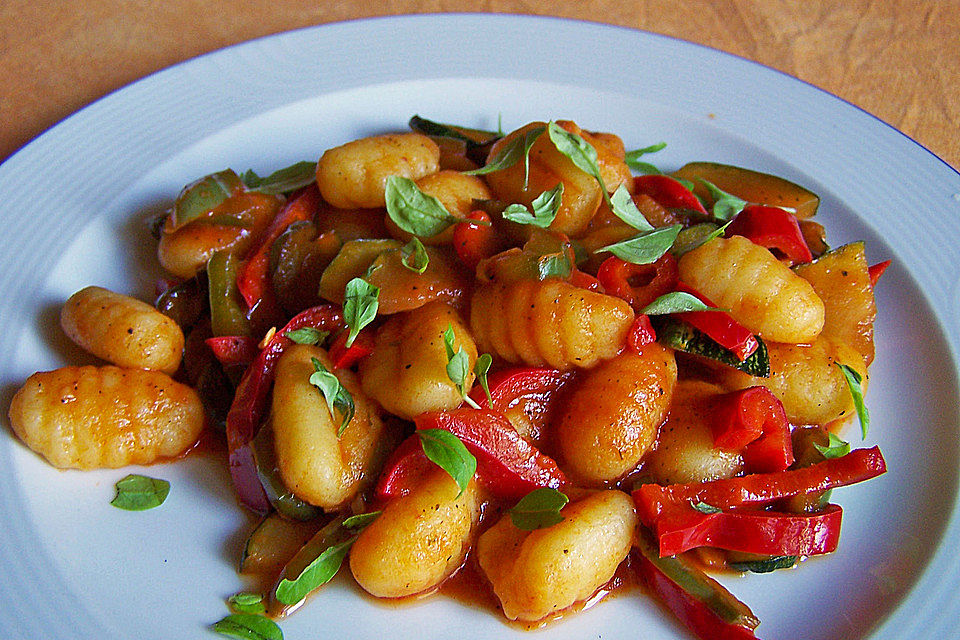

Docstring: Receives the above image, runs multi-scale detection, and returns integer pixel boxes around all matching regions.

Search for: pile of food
[8,115,888,639]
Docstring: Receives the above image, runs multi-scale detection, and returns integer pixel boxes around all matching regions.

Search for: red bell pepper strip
[467,366,572,413]
[634,174,708,214]
[725,204,813,264]
[205,335,259,367]
[711,386,794,473]
[237,184,321,317]
[596,252,679,310]
[633,446,886,527]
[675,282,759,361]
[328,329,374,369]
[868,259,891,287]
[567,267,603,292]
[374,434,437,501]
[413,409,567,500]
[452,210,500,270]
[634,530,760,640]
[627,314,657,351]
[226,304,343,513]
[653,503,843,557]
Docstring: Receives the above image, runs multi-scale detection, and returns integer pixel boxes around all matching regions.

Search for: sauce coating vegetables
[8,115,888,640]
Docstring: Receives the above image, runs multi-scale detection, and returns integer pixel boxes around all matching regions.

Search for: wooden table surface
[2,1,958,170]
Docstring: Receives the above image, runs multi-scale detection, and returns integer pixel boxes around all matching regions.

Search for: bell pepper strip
[652,502,843,558]
[413,409,567,500]
[467,366,572,413]
[567,267,603,292]
[328,329,374,369]
[674,282,759,362]
[634,174,709,215]
[627,314,657,351]
[374,434,437,501]
[596,252,679,310]
[633,446,886,527]
[725,204,813,265]
[205,335,259,367]
[207,250,252,337]
[237,184,321,318]
[868,259,891,287]
[226,304,343,513]
[711,386,794,473]
[452,210,500,270]
[634,529,761,640]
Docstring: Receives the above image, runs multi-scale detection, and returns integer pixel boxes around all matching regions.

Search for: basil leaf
[597,224,682,265]
[400,237,430,274]
[443,324,478,408]
[691,501,722,515]
[343,277,379,348]
[417,428,477,497]
[343,511,381,530]
[836,363,870,438]
[624,141,667,174]
[242,161,316,195]
[671,220,732,257]
[284,327,327,345]
[172,170,242,228]
[227,593,266,615]
[275,536,355,606]
[610,183,654,232]
[212,614,284,640]
[385,175,457,237]
[701,179,748,221]
[537,251,572,280]
[641,291,720,316]
[466,125,545,189]
[814,432,851,459]
[309,357,356,436]
[110,474,170,511]
[502,183,563,228]
[474,353,493,407]
[509,487,569,531]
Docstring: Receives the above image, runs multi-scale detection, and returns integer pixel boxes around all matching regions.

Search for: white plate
[1,13,959,640]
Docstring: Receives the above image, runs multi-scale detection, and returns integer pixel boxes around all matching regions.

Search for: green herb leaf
[212,614,283,640]
[474,353,493,407]
[443,324,478,408]
[610,183,654,232]
[671,219,733,257]
[274,536,355,606]
[548,122,606,187]
[242,161,316,195]
[417,429,477,497]
[701,179,748,221]
[343,277,379,348]
[624,141,667,174]
[309,357,356,436]
[691,501,722,515]
[110,474,170,511]
[597,224,682,265]
[836,363,870,438]
[537,251,573,280]
[172,169,242,228]
[342,511,381,530]
[509,487,569,531]
[385,175,457,237]
[400,237,430,274]
[284,327,327,345]
[227,593,266,615]
[466,125,545,190]
[641,291,721,316]
[814,432,851,459]
[503,183,564,228]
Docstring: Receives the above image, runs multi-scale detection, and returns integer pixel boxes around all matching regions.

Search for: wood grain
[1,1,957,168]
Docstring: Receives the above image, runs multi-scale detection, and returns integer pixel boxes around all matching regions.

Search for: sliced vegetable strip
[725,204,813,264]
[711,386,794,473]
[634,529,760,640]
[674,283,759,361]
[634,174,708,214]
[226,304,343,513]
[237,184,321,317]
[413,409,567,499]
[633,446,886,525]
[653,503,843,557]
[596,252,679,310]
